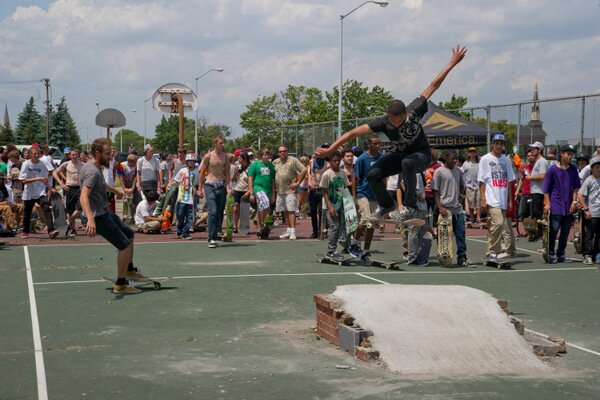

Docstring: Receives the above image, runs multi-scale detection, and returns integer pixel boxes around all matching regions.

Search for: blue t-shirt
[543,164,581,216]
[355,151,382,200]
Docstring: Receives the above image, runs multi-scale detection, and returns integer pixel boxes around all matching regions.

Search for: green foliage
[473,118,517,153]
[15,97,44,144]
[49,97,80,148]
[438,94,471,120]
[152,115,231,154]
[0,123,15,145]
[114,129,145,153]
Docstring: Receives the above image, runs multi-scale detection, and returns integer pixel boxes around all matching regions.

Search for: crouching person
[134,190,165,233]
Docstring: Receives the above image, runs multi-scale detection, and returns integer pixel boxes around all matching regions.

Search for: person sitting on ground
[134,190,165,234]
[320,151,351,258]
[543,144,580,263]
[170,153,199,240]
[577,157,600,265]
[0,173,19,231]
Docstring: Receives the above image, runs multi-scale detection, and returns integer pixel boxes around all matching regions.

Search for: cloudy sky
[1,0,599,145]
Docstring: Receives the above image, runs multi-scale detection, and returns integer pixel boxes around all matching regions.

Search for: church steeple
[531,82,540,122]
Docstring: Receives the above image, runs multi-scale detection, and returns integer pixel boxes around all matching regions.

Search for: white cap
[528,141,544,150]
[143,144,153,152]
[185,153,197,162]
[590,157,600,167]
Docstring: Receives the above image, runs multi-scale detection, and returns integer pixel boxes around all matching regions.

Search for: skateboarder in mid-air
[314,45,468,222]
[80,138,145,295]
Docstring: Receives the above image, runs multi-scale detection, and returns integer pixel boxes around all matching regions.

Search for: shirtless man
[53,149,84,236]
[198,136,230,248]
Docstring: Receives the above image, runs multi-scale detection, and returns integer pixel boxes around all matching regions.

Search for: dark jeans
[452,212,467,259]
[176,203,193,237]
[583,217,600,257]
[549,214,573,257]
[366,150,430,209]
[95,212,134,251]
[205,183,226,241]
[309,189,323,235]
[23,196,55,234]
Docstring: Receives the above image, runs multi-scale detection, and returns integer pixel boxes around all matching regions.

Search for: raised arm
[421,45,468,100]
[314,124,372,158]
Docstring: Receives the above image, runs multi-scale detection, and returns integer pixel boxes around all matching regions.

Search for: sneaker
[289,232,297,240]
[49,230,59,239]
[360,249,371,261]
[398,206,418,220]
[548,255,558,264]
[183,235,193,240]
[497,252,510,260]
[408,259,429,267]
[326,251,342,259]
[583,255,593,265]
[310,232,318,239]
[208,239,218,248]
[347,244,362,258]
[279,231,291,239]
[113,284,141,295]
[557,255,572,263]
[373,204,396,219]
[457,257,475,268]
[126,270,147,280]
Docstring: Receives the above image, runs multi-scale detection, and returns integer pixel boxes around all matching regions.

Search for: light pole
[195,68,224,154]
[143,97,152,147]
[338,1,388,137]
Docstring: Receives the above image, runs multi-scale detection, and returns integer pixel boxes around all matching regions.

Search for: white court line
[32,266,597,286]
[354,270,600,359]
[24,246,48,400]
[355,273,390,284]
[466,237,541,255]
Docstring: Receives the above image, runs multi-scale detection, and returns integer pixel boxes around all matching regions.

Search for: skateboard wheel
[153,282,161,290]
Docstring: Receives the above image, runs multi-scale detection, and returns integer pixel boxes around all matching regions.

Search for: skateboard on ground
[482,256,512,269]
[122,195,134,225]
[223,194,235,242]
[239,198,250,235]
[50,192,68,237]
[362,256,403,270]
[315,253,353,266]
[538,213,550,263]
[257,214,274,239]
[522,197,538,241]
[573,210,584,254]
[102,276,171,290]
[437,213,454,267]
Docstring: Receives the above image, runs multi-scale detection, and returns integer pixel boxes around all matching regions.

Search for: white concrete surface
[333,284,549,376]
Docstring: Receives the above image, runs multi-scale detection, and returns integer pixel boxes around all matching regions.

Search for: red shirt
[519,164,533,195]
[424,162,441,199]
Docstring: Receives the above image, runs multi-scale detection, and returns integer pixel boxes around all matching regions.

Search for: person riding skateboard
[314,45,467,223]
[80,138,145,295]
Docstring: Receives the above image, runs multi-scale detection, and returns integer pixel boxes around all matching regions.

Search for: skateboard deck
[342,188,358,236]
[482,257,512,269]
[10,167,23,204]
[122,195,134,225]
[102,276,170,290]
[257,214,274,239]
[239,198,250,235]
[153,186,177,217]
[50,192,68,237]
[319,207,328,240]
[523,217,537,240]
[223,194,235,242]
[315,253,353,266]
[573,210,584,254]
[437,214,454,267]
[363,257,403,270]
[538,214,550,263]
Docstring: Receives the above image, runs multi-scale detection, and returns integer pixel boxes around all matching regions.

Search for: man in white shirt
[478,133,515,260]
[526,142,549,240]
[134,190,165,233]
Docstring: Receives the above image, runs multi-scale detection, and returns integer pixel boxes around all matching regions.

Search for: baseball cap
[468,147,477,152]
[560,144,576,153]
[185,153,197,162]
[234,149,241,156]
[590,157,600,167]
[63,147,71,153]
[575,153,589,161]
[144,144,153,152]
[528,141,544,150]
[491,133,506,142]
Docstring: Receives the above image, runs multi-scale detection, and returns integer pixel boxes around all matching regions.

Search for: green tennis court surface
[1,237,599,399]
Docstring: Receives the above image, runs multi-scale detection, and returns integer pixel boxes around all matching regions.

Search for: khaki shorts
[275,193,298,212]
[356,197,377,225]
[466,187,481,209]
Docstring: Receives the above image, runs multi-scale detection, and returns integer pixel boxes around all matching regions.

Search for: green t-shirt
[319,168,350,211]
[248,160,275,196]
[0,162,7,175]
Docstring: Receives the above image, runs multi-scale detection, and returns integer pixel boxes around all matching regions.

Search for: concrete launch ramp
[333,284,549,376]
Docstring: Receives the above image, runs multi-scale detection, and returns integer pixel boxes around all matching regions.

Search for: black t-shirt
[368,96,429,153]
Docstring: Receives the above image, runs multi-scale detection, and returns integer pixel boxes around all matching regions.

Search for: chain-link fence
[279,93,600,157]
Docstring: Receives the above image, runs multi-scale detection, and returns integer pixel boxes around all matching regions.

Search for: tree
[49,97,80,148]
[114,129,145,154]
[152,115,231,154]
[473,118,518,153]
[239,94,281,151]
[0,122,15,145]
[15,97,44,144]
[438,94,471,120]
[325,80,393,128]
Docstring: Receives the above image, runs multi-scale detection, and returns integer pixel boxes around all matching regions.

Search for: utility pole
[43,78,50,143]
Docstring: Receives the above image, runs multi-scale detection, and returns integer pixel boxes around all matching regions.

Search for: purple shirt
[543,164,581,216]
